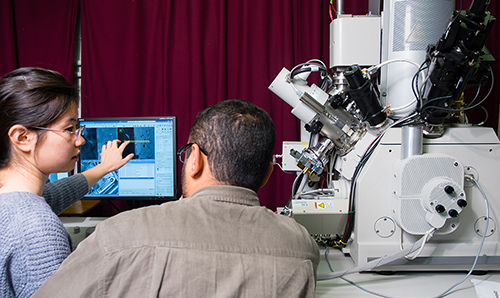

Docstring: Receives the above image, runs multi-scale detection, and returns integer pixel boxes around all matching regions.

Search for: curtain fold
[0,0,17,75]
[0,0,78,82]
[81,0,331,211]
[80,0,499,211]
[0,0,500,209]
[1,0,498,211]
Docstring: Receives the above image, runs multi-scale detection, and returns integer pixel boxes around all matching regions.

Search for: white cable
[289,59,327,78]
[377,58,421,70]
[389,98,417,113]
[405,228,436,260]
[320,174,491,298]
[317,232,434,280]
[373,59,424,113]
[272,154,282,169]
[431,175,490,298]
[296,188,337,199]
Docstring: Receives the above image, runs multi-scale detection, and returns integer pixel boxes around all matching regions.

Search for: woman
[0,67,133,298]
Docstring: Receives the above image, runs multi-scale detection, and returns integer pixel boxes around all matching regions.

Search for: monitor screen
[47,172,70,183]
[78,117,178,200]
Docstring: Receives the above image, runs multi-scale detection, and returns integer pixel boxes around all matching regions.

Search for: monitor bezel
[78,116,178,201]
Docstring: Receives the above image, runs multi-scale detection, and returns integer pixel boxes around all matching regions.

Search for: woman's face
[34,102,85,174]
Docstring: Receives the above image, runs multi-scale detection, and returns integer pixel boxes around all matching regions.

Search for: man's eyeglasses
[33,125,86,139]
[177,143,208,163]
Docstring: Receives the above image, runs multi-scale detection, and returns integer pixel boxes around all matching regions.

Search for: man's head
[181,99,275,197]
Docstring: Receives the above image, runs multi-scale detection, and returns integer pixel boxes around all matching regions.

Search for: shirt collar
[189,185,261,207]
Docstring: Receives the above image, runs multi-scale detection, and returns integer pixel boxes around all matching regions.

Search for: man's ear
[187,143,207,179]
[259,162,274,188]
[8,125,35,153]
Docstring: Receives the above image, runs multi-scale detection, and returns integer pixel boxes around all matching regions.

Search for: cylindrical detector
[401,125,423,159]
[269,67,329,124]
[344,65,387,126]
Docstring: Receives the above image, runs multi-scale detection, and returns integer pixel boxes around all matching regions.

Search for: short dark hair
[188,99,275,192]
[0,67,79,169]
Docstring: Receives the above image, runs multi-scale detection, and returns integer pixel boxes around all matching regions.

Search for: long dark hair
[0,67,79,169]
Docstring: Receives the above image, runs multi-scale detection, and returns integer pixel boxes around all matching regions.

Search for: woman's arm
[43,140,133,214]
[82,140,133,188]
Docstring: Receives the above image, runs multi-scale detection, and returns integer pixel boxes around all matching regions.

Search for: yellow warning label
[314,201,333,209]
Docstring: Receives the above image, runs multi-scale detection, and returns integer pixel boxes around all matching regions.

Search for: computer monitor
[47,172,71,183]
[78,117,178,200]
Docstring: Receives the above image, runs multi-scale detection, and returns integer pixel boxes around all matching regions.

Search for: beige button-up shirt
[34,185,320,298]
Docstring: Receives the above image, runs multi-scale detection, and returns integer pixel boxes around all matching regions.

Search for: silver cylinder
[336,0,344,17]
[401,125,423,159]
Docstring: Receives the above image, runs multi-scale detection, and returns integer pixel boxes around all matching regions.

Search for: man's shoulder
[95,200,187,238]
[101,201,179,225]
[264,211,319,254]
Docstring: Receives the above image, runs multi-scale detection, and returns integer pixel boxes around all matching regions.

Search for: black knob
[457,199,467,208]
[330,94,345,109]
[305,120,323,134]
[449,209,459,218]
[435,204,446,213]
[444,185,455,194]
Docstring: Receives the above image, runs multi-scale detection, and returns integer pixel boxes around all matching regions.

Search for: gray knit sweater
[0,174,88,298]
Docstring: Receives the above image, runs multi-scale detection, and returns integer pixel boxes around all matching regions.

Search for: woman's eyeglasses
[33,125,86,139]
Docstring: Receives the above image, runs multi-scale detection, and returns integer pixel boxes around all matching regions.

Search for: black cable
[412,61,429,108]
[288,172,305,209]
[341,135,383,244]
[421,66,493,122]
[290,63,327,80]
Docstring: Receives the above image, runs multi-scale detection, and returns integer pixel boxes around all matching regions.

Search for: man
[33,99,320,298]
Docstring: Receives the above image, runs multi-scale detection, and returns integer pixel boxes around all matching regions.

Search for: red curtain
[80,0,331,211]
[0,0,78,82]
[2,0,497,211]
[80,0,500,211]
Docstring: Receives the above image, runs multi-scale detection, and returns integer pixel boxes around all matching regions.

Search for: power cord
[320,174,491,298]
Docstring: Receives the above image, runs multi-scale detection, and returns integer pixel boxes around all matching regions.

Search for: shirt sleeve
[43,174,89,215]
[31,225,104,298]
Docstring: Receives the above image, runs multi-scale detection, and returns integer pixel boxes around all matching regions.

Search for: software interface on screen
[47,172,70,183]
[79,117,177,200]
